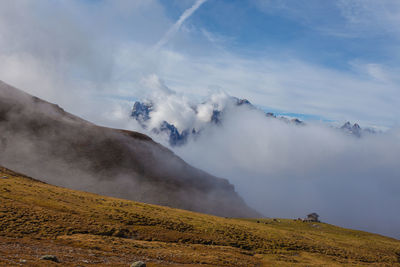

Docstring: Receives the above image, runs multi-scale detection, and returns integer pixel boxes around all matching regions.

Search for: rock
[291,118,304,125]
[236,98,251,106]
[266,112,276,118]
[40,255,59,263]
[130,261,146,267]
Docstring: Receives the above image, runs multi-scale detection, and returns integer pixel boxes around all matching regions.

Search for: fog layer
[135,86,400,239]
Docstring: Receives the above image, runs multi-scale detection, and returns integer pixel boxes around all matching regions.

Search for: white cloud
[1,0,399,128]
[130,85,400,238]
[0,0,170,121]
[143,49,400,128]
[254,0,400,39]
[337,0,400,36]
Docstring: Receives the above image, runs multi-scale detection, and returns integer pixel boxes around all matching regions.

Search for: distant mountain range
[340,121,376,137]
[131,97,375,146]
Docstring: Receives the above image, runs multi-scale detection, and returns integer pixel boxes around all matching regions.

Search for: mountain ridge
[130,97,376,147]
[0,80,258,218]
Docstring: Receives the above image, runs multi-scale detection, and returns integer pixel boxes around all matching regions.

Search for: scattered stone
[130,261,146,267]
[40,255,59,263]
[19,259,27,263]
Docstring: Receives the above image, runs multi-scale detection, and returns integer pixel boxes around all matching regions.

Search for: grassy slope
[0,167,399,266]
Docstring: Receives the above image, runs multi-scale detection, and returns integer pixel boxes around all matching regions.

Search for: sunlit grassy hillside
[1,166,399,266]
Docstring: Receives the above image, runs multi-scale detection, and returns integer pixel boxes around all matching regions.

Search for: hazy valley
[1,0,400,266]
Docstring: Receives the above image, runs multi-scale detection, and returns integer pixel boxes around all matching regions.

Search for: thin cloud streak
[154,0,208,50]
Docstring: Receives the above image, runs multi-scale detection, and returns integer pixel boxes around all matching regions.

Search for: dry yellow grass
[1,166,399,266]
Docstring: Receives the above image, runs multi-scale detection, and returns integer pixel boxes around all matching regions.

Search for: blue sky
[151,0,400,128]
[162,1,398,62]
[0,0,399,128]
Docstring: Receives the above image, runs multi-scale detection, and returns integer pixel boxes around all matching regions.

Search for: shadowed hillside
[0,80,257,218]
[1,167,400,266]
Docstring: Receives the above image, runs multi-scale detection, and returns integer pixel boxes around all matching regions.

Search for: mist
[132,86,400,239]
[0,80,258,218]
[1,0,400,239]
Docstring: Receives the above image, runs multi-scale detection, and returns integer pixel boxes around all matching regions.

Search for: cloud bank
[133,80,400,239]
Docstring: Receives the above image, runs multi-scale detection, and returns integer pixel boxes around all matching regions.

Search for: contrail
[115,0,207,81]
[154,0,208,50]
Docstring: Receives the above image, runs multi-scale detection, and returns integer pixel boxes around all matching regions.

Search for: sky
[0,0,399,128]
[1,0,400,238]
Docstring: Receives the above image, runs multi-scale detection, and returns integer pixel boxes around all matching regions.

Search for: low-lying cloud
[133,81,400,239]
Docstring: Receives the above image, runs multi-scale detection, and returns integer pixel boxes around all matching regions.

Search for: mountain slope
[1,167,400,266]
[0,80,257,217]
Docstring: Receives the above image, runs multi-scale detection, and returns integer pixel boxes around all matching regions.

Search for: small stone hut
[304,212,320,222]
